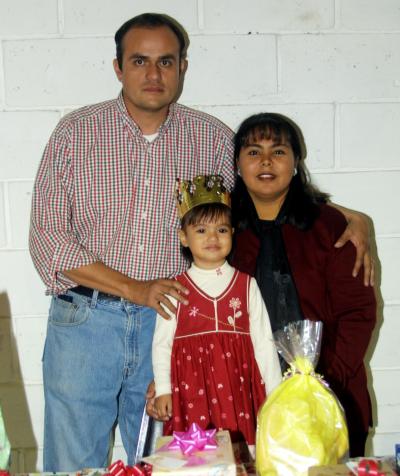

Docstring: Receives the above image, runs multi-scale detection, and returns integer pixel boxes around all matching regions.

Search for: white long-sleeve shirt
[152,261,282,397]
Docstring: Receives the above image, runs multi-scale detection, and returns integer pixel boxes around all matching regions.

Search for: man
[30,12,371,471]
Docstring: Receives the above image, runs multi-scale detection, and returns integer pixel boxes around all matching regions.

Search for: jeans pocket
[50,296,89,327]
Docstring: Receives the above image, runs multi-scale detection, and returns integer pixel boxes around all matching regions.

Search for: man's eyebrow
[127,53,148,61]
[159,54,176,60]
[127,53,177,61]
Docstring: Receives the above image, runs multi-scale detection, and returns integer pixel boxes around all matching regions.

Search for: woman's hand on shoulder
[332,205,374,286]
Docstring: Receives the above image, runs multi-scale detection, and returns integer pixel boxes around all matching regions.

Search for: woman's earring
[237,168,242,177]
[293,167,297,176]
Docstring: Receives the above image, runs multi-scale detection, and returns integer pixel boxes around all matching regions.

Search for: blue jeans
[42,289,156,471]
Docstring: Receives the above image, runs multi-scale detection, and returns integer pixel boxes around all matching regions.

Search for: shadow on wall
[0,292,38,472]
[364,217,383,456]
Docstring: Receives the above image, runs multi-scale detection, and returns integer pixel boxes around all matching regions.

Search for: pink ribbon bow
[165,423,218,455]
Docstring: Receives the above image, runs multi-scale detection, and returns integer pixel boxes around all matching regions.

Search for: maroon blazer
[231,204,376,434]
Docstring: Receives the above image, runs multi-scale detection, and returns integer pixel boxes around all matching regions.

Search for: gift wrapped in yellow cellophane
[256,321,348,476]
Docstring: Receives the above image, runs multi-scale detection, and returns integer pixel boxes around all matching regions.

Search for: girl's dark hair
[180,203,232,262]
[232,112,330,231]
[115,13,188,69]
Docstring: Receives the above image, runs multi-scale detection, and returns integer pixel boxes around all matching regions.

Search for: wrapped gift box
[142,430,236,475]
[308,460,396,475]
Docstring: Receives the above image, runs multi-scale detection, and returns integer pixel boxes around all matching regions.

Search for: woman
[230,112,376,457]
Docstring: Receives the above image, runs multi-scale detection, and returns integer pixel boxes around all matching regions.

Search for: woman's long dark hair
[232,112,330,231]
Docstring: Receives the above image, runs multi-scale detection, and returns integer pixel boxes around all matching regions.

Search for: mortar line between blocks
[197,0,204,30]
[334,0,341,31]
[3,182,12,247]
[276,35,281,94]
[57,0,65,35]
[0,40,6,106]
[334,103,341,170]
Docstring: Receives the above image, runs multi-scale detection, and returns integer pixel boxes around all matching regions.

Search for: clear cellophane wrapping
[256,320,349,476]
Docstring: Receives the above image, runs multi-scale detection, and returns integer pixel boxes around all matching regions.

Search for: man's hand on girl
[128,278,189,320]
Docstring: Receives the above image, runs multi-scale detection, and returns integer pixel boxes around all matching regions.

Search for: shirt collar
[115,90,178,138]
[190,260,231,277]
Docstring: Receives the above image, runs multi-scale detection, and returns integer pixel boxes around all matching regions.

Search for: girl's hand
[154,394,172,421]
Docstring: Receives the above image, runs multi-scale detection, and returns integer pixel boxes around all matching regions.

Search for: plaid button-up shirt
[29,93,235,295]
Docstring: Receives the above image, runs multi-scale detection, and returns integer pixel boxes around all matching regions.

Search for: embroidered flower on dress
[229,297,241,310]
[189,306,199,317]
[227,297,243,330]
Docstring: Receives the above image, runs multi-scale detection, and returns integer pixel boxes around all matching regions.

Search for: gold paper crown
[176,174,231,218]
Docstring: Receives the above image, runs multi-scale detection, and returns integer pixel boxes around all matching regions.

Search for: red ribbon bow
[357,459,385,476]
[108,459,152,476]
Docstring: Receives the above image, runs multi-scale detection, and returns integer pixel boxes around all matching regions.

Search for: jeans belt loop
[90,289,99,309]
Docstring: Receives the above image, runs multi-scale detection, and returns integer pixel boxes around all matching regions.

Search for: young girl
[152,175,281,447]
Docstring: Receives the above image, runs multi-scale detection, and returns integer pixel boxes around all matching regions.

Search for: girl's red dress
[164,269,266,444]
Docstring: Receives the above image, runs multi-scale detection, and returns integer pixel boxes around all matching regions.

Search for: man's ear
[113,58,123,82]
[179,229,188,247]
[180,58,188,75]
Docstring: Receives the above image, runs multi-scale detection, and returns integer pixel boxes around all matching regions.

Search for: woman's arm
[323,239,376,387]
[329,203,373,286]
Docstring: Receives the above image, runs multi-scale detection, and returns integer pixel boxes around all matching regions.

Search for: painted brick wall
[0,0,399,471]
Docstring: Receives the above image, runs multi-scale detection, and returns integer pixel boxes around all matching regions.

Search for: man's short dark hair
[115,13,189,69]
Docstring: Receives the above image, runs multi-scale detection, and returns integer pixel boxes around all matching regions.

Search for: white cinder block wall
[0,0,399,471]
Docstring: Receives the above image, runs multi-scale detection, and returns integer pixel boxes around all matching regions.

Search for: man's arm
[329,203,373,286]
[63,263,188,319]
[29,126,188,318]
